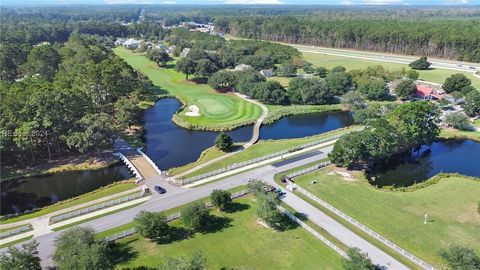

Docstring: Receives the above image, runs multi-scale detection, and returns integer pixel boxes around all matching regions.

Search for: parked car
[154,186,166,194]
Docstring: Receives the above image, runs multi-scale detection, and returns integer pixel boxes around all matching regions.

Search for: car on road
[154,185,166,194]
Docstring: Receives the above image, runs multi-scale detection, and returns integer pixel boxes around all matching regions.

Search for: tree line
[225,16,480,62]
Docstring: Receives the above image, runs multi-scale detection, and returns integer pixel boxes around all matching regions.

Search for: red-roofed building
[416,84,445,100]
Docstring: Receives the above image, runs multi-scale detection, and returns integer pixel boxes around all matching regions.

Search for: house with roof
[416,84,445,100]
[260,69,274,77]
[124,38,141,49]
[235,64,252,71]
[181,48,191,58]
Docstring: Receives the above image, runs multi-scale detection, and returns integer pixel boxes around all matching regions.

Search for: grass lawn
[440,127,480,141]
[302,52,480,88]
[294,167,480,267]
[171,126,358,177]
[114,47,262,131]
[113,197,343,270]
[1,180,137,224]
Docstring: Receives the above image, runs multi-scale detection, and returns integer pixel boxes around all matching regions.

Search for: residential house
[260,69,274,77]
[181,48,191,58]
[124,38,141,49]
[235,64,252,71]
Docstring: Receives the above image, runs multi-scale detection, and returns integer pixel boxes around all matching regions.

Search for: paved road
[11,145,407,270]
[288,43,480,74]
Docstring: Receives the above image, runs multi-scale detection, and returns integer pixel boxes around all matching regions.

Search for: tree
[134,211,171,242]
[66,113,117,155]
[342,91,367,111]
[158,252,207,270]
[303,65,315,74]
[53,227,112,270]
[325,71,353,96]
[195,59,218,79]
[148,49,171,67]
[463,90,480,117]
[0,241,41,270]
[343,248,377,270]
[445,112,471,130]
[409,56,431,70]
[316,66,328,78]
[176,57,196,80]
[208,71,236,90]
[256,193,284,229]
[115,96,140,129]
[210,189,232,211]
[357,79,388,100]
[443,74,472,94]
[331,66,346,73]
[406,69,419,80]
[387,101,439,148]
[439,246,480,270]
[215,132,233,151]
[247,179,268,195]
[22,44,61,81]
[394,79,417,99]
[182,202,211,232]
[277,62,297,77]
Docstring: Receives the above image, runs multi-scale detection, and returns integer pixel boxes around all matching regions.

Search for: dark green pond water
[367,139,480,187]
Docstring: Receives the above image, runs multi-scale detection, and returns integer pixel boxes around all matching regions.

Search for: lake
[367,139,480,187]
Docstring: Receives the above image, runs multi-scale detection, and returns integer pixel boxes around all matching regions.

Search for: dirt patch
[328,166,357,182]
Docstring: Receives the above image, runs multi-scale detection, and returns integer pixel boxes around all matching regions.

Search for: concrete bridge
[114,139,163,183]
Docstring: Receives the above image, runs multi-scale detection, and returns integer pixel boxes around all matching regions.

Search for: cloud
[224,0,284,4]
[103,0,152,3]
[363,0,403,5]
[444,0,469,4]
[341,0,353,4]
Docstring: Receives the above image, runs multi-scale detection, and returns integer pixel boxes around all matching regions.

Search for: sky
[1,0,478,6]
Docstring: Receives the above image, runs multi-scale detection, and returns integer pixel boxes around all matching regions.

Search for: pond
[1,98,354,215]
[143,98,354,169]
[367,139,480,187]
[1,166,131,215]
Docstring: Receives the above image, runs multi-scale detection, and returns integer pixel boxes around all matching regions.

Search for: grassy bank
[114,47,262,131]
[293,167,480,267]
[265,104,343,124]
[440,127,480,142]
[1,180,137,224]
[170,126,358,177]
[113,197,343,270]
[302,51,480,88]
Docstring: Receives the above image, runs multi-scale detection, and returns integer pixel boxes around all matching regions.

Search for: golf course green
[114,47,262,131]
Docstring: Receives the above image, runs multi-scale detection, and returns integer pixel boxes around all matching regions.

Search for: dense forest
[225,17,480,62]
[0,34,150,166]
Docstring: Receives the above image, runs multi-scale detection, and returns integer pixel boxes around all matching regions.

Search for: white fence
[177,132,353,185]
[136,148,162,176]
[103,190,249,242]
[278,206,347,258]
[286,161,331,179]
[50,192,145,224]
[114,152,144,183]
[289,182,435,270]
[0,225,31,239]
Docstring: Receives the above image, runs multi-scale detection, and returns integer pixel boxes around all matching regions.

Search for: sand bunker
[185,105,201,117]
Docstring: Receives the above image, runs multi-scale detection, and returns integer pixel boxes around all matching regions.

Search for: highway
[285,43,480,74]
[20,145,409,269]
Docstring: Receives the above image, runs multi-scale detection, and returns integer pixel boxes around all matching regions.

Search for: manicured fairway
[302,51,480,88]
[114,198,343,270]
[114,47,262,130]
[171,126,358,177]
[294,168,480,267]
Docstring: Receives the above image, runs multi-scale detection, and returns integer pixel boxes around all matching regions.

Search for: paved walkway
[173,94,269,179]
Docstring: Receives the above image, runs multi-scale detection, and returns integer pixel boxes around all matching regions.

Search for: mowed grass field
[114,47,262,130]
[114,197,343,270]
[294,168,480,267]
[302,51,480,88]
